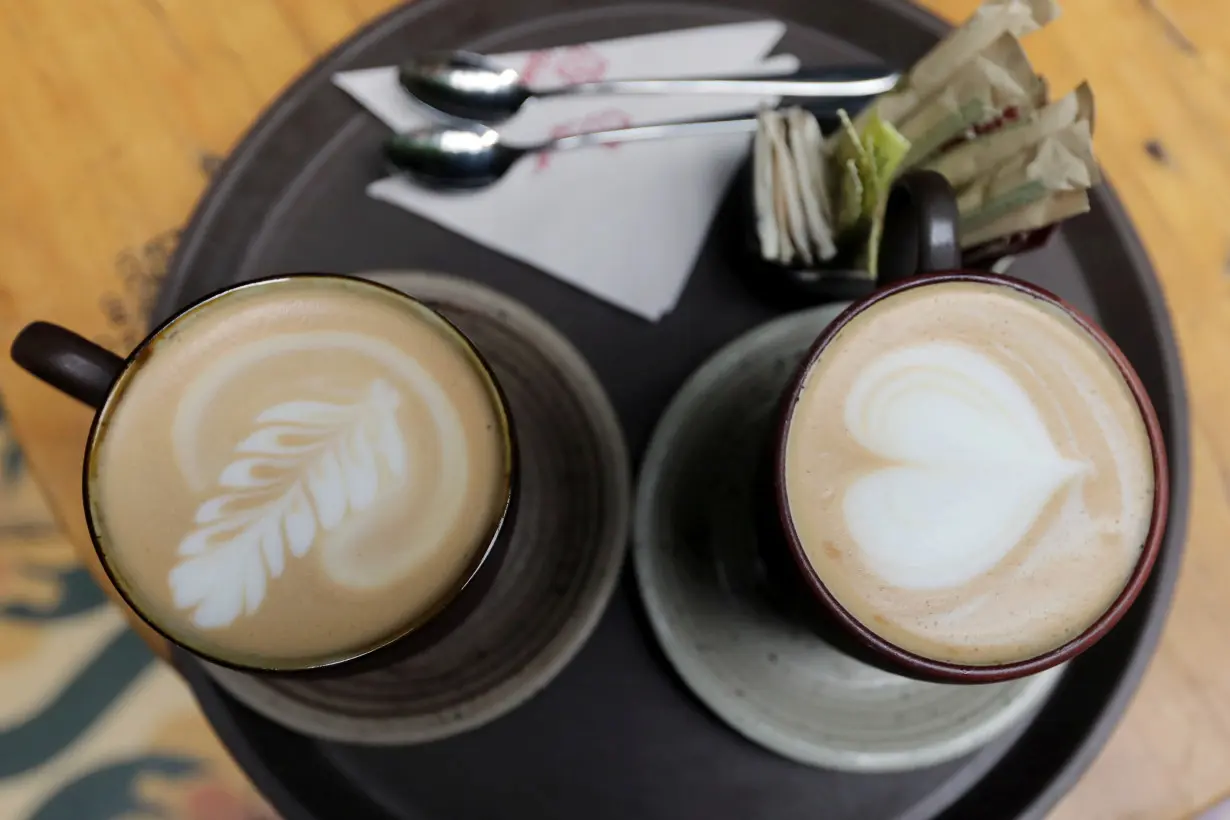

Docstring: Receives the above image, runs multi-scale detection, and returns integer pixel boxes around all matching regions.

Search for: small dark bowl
[732,155,963,305]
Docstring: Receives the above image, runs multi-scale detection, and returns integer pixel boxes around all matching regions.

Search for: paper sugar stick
[896,34,1046,168]
[753,112,782,261]
[909,0,1058,93]
[926,82,1093,189]
[764,113,814,265]
[961,188,1090,248]
[786,108,838,261]
[853,0,1059,132]
[832,111,871,236]
[958,119,1097,235]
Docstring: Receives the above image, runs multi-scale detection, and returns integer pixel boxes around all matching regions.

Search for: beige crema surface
[784,282,1155,665]
[91,278,510,668]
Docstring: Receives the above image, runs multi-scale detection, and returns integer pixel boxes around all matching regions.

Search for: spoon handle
[544,66,900,100]
[543,115,760,153]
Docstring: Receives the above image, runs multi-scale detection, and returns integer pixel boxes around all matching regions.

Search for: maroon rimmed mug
[761,271,1170,683]
[9,274,518,677]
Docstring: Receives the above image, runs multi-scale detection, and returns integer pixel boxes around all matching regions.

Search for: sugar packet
[851,0,1059,133]
[753,108,840,265]
[895,34,1046,169]
[753,112,782,262]
[962,188,1090,248]
[787,108,837,260]
[858,113,912,274]
[832,110,872,236]
[958,119,1097,237]
[925,82,1093,189]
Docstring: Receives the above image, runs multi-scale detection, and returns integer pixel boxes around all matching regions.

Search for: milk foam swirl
[842,342,1088,589]
[167,332,470,630]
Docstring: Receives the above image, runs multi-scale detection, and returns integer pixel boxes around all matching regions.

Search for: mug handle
[877,169,962,282]
[10,322,126,409]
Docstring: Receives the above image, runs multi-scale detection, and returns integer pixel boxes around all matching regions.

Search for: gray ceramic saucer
[205,271,630,745]
[633,303,1064,773]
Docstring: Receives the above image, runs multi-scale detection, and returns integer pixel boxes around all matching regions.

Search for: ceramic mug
[759,271,1170,683]
[10,274,519,676]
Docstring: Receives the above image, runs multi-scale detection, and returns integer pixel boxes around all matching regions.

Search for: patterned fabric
[0,403,278,820]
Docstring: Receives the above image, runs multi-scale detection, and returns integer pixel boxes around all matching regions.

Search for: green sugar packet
[860,111,912,202]
[831,111,869,236]
[835,158,865,237]
[831,110,910,228]
[828,109,911,276]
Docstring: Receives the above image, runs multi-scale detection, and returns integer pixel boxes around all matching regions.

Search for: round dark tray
[160,0,1191,818]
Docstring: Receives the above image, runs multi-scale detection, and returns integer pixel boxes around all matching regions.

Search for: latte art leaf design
[168,379,408,629]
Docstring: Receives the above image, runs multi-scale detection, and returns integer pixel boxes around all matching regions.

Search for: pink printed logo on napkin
[521,45,609,87]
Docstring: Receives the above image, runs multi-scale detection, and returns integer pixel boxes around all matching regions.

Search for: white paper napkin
[334,22,797,320]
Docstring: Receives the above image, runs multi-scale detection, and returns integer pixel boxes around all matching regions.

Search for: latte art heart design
[841,342,1088,590]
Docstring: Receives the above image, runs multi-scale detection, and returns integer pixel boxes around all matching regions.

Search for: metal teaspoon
[384,116,763,191]
[399,50,899,123]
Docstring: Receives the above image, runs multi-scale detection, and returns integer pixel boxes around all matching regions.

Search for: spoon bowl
[399,52,533,123]
[384,123,522,190]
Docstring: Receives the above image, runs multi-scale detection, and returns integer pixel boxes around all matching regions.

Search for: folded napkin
[334,22,797,320]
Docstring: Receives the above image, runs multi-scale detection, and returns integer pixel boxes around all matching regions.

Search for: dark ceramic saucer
[632,300,1062,772]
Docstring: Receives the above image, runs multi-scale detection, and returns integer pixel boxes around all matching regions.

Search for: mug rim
[773,270,1171,683]
[81,272,517,675]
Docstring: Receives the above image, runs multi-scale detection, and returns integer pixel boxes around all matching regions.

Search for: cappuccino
[90,277,512,668]
[783,281,1154,666]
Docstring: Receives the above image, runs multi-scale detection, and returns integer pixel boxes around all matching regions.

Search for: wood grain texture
[0,0,1224,817]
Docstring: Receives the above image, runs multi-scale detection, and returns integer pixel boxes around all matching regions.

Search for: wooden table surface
[0,0,1227,817]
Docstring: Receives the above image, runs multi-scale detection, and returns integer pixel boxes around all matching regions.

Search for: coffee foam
[90,278,511,667]
[783,281,1154,666]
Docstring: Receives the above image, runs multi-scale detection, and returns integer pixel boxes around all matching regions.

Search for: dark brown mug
[9,274,518,677]
[759,272,1170,683]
